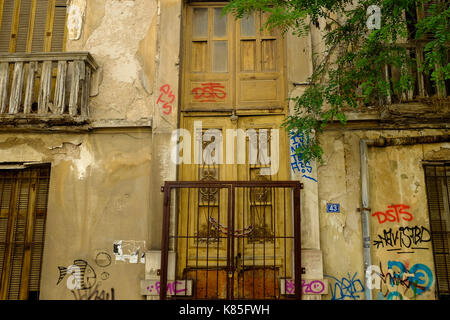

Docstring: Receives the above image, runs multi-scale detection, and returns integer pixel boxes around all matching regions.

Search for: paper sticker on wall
[113,240,146,264]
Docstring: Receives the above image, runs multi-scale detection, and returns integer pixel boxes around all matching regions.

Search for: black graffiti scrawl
[57,260,97,290]
[372,225,431,252]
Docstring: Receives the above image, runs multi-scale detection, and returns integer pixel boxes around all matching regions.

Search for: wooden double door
[174,115,296,299]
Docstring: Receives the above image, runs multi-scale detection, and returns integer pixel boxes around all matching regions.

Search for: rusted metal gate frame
[160,181,303,300]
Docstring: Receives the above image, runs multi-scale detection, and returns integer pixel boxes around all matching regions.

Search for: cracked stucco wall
[0,131,153,300]
[318,129,449,300]
[66,0,158,123]
[0,0,179,300]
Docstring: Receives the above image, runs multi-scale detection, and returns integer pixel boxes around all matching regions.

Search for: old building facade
[0,0,448,301]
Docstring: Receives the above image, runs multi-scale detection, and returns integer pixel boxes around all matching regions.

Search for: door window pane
[193,8,208,38]
[214,8,227,38]
[213,41,228,72]
[241,14,255,37]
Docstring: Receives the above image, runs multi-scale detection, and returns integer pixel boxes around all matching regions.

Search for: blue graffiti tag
[325,273,365,300]
[386,261,433,297]
[289,131,317,182]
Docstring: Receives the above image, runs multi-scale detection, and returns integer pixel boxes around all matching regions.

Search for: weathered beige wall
[2,0,448,301]
[317,130,365,300]
[0,0,168,300]
[0,130,152,300]
[66,0,159,123]
[317,129,449,300]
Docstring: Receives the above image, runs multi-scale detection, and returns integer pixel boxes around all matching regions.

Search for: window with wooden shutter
[0,166,50,300]
[0,0,67,53]
[182,4,286,112]
[424,164,450,299]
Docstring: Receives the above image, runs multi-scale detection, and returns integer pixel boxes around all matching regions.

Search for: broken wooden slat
[69,60,83,116]
[54,60,67,114]
[0,62,10,113]
[38,61,52,114]
[24,62,38,114]
[9,62,25,114]
[80,65,91,118]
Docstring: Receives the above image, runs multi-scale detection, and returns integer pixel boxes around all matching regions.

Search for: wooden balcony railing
[0,52,98,123]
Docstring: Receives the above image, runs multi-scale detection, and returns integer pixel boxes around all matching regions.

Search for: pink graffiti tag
[157,84,175,115]
[285,279,325,295]
[146,281,187,295]
[192,83,226,103]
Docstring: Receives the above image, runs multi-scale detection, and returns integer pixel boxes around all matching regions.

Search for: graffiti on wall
[369,202,435,299]
[366,261,434,300]
[325,273,365,300]
[373,225,431,253]
[191,82,227,103]
[146,281,188,296]
[157,84,175,115]
[371,204,413,224]
[141,279,193,297]
[57,260,97,290]
[289,131,317,182]
[72,283,115,301]
[282,279,328,295]
[57,253,115,300]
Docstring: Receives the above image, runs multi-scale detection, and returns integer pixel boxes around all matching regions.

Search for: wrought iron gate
[160,181,302,300]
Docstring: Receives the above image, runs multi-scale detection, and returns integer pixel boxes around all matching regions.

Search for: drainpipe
[360,134,450,300]
[360,139,372,300]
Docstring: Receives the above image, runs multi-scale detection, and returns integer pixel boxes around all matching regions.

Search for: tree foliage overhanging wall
[224,0,450,163]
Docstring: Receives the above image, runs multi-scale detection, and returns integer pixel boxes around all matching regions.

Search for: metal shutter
[0,0,15,52]
[30,0,49,53]
[50,0,66,52]
[0,166,50,300]
[15,0,32,53]
[424,164,450,298]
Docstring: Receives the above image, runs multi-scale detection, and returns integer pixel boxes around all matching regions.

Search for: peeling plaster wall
[1,0,448,301]
[285,15,449,300]
[0,131,152,300]
[0,0,182,300]
[66,0,159,123]
[317,129,449,300]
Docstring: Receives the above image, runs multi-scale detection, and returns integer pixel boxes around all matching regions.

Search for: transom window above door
[182,4,286,112]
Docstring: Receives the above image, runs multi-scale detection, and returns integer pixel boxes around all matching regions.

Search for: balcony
[384,41,448,103]
[0,52,98,128]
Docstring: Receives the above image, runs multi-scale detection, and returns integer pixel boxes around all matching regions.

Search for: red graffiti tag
[192,83,226,103]
[157,84,175,115]
[372,204,413,224]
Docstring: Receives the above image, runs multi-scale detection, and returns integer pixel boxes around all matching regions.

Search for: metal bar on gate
[160,183,171,300]
[443,165,450,295]
[160,180,303,300]
[293,185,302,300]
[227,184,233,299]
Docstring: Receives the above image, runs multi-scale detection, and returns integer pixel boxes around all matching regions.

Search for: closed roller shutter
[0,166,50,300]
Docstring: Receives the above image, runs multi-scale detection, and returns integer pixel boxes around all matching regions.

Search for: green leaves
[225,0,449,164]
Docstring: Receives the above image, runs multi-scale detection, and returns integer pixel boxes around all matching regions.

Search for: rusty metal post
[160,183,171,300]
[293,184,302,300]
